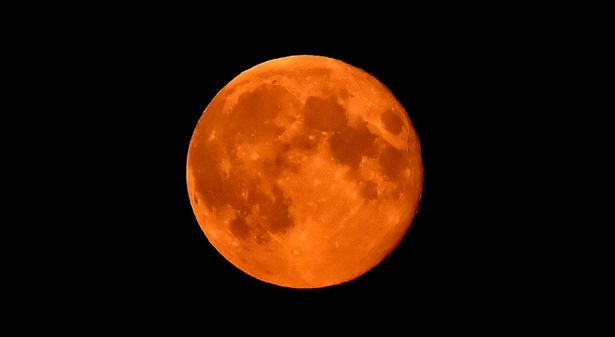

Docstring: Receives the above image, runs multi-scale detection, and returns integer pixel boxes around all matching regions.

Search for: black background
[94,36,511,308]
[22,15,539,319]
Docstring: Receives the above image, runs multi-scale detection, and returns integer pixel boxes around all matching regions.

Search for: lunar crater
[381,109,404,135]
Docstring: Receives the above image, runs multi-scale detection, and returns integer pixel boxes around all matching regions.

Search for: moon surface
[187,55,422,288]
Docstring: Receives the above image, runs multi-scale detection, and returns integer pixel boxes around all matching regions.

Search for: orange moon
[187,55,422,288]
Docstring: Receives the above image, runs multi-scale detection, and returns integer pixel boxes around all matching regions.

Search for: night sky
[23,14,537,320]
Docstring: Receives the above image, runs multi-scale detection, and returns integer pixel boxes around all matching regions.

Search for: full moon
[187,55,423,288]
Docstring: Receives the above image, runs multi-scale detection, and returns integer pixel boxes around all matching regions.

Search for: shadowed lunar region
[187,55,423,288]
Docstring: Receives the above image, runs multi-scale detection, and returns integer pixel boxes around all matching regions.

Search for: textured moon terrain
[187,55,423,288]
